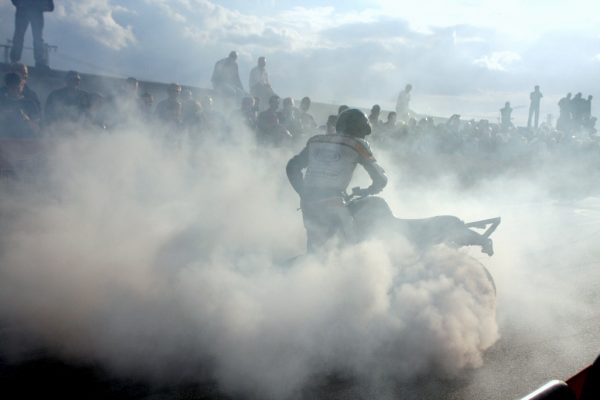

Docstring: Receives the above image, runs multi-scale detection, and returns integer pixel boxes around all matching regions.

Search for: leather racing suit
[287,133,387,251]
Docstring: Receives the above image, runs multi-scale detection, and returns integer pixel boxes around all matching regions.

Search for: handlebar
[344,186,370,202]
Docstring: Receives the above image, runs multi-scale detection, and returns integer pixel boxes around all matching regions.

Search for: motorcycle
[345,187,500,257]
[287,187,500,292]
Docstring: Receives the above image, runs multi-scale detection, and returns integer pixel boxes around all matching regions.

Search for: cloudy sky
[1,0,599,121]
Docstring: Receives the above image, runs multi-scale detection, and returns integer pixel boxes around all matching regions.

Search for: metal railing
[2,39,58,65]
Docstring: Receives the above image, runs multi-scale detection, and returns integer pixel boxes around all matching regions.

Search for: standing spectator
[395,84,412,121]
[557,92,572,132]
[571,92,585,129]
[249,56,275,109]
[500,102,513,131]
[211,51,245,99]
[45,70,90,125]
[527,85,543,130]
[583,95,593,122]
[10,0,54,69]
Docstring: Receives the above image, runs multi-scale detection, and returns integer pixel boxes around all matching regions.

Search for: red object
[566,366,590,399]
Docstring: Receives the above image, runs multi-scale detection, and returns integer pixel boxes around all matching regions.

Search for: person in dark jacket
[211,51,245,99]
[45,70,91,125]
[0,72,41,137]
[0,63,40,111]
[10,0,54,69]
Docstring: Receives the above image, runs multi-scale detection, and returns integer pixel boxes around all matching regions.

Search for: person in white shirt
[249,57,275,110]
[395,84,412,122]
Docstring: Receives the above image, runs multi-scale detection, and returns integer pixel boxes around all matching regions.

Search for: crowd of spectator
[367,102,599,190]
[0,57,327,149]
[1,53,599,187]
[556,92,595,134]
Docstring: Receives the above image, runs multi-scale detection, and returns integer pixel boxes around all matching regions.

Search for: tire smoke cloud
[0,120,499,399]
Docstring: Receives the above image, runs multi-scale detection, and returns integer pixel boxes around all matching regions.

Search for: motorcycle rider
[286,108,388,251]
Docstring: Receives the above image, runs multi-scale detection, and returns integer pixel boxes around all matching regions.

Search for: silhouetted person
[211,51,244,98]
[249,56,275,109]
[338,105,349,115]
[571,92,585,128]
[278,97,302,139]
[527,85,543,129]
[180,88,203,130]
[585,116,597,137]
[200,95,227,137]
[0,63,40,111]
[86,91,108,129]
[182,100,204,140]
[109,77,142,125]
[45,70,91,125]
[0,72,41,137]
[252,96,261,114]
[500,102,513,130]
[139,91,154,120]
[155,83,182,125]
[320,115,338,135]
[257,95,290,145]
[368,104,382,132]
[181,88,201,125]
[123,77,139,100]
[10,0,54,69]
[299,96,317,134]
[396,84,412,121]
[383,111,397,132]
[583,95,593,121]
[446,114,461,131]
[557,92,572,131]
[181,87,192,102]
[235,96,257,132]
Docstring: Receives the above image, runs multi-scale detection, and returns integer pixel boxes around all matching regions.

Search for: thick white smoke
[370,131,600,398]
[0,119,499,399]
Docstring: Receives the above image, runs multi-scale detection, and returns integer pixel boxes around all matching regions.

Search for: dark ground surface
[0,352,228,400]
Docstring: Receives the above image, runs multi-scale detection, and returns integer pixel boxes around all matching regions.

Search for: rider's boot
[481,238,494,256]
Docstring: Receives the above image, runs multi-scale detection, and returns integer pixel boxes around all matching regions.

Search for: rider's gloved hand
[352,187,371,197]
